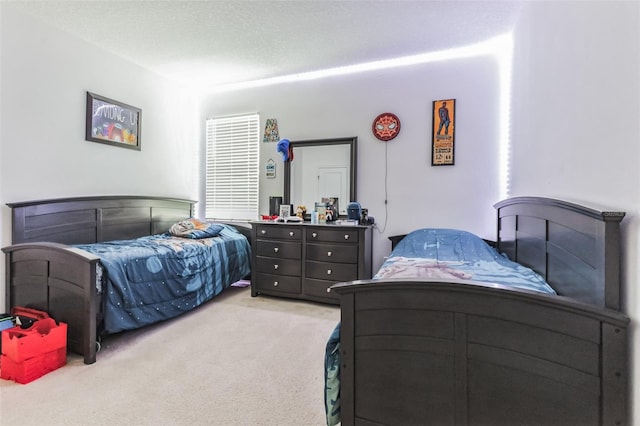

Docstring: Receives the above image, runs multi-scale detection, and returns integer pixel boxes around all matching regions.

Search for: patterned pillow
[169,218,224,239]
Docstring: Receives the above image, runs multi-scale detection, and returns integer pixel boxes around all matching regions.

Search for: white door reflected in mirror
[290,144,351,215]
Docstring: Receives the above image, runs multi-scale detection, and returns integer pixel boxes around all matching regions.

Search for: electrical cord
[374,140,389,234]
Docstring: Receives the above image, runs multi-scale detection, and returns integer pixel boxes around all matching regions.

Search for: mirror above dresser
[283,136,357,217]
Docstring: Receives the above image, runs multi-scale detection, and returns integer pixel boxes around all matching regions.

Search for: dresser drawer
[255,273,301,294]
[306,260,358,282]
[256,256,301,276]
[306,228,359,243]
[304,278,340,302]
[255,225,302,240]
[256,240,302,259]
[306,243,358,263]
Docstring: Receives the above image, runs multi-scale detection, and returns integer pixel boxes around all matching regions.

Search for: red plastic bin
[1,308,67,363]
[0,348,66,384]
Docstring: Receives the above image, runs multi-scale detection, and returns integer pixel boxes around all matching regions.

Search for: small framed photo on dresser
[279,204,291,218]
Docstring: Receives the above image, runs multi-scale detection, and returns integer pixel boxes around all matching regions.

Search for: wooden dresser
[250,222,372,304]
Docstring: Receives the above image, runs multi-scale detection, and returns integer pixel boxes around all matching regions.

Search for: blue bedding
[75,223,251,334]
[324,228,556,426]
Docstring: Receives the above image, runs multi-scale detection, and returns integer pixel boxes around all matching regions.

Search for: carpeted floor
[0,286,340,426]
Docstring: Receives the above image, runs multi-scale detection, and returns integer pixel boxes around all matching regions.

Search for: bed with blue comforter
[324,228,556,426]
[3,196,255,365]
[324,197,629,426]
[75,221,251,334]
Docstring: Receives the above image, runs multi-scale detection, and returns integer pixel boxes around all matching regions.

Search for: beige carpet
[0,287,340,426]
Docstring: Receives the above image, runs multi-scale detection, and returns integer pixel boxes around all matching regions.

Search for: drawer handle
[327,251,333,257]
[261,230,267,235]
[273,247,279,253]
[344,234,350,240]
[312,232,318,238]
[274,264,279,270]
[327,269,332,275]
[289,231,294,237]
[273,281,279,287]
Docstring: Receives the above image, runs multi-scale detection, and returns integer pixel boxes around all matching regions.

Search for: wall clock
[372,112,401,141]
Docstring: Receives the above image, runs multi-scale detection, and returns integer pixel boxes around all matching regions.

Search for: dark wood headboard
[494,197,625,310]
[8,196,195,245]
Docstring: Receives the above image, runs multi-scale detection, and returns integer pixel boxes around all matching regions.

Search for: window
[205,113,259,220]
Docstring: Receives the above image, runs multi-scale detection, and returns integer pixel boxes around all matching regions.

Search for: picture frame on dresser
[279,204,291,218]
[85,91,141,151]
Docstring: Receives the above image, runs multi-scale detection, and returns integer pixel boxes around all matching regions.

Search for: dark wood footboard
[3,242,100,364]
[332,280,629,426]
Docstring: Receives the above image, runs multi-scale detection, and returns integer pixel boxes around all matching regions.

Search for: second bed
[325,196,629,426]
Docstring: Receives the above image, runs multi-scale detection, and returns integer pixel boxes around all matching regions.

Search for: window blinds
[205,114,260,220]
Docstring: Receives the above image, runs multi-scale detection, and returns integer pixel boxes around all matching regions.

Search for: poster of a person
[432,99,456,166]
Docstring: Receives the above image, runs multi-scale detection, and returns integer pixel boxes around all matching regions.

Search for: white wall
[0,5,201,309]
[201,54,504,272]
[511,1,640,423]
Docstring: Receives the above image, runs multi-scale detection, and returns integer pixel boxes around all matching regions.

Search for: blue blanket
[75,224,251,334]
[324,228,555,426]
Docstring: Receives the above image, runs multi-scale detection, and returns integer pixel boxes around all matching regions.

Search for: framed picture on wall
[85,92,141,151]
[431,99,456,166]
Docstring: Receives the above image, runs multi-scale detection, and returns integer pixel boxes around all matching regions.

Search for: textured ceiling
[7,0,524,89]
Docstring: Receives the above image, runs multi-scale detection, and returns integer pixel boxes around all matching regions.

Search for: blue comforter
[75,224,251,334]
[324,228,556,426]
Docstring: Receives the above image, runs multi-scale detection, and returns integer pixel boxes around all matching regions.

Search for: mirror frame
[283,136,357,218]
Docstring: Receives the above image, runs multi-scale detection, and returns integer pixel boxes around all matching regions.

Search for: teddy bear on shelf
[296,205,307,219]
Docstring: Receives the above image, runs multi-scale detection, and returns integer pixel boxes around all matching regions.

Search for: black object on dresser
[250,222,372,304]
